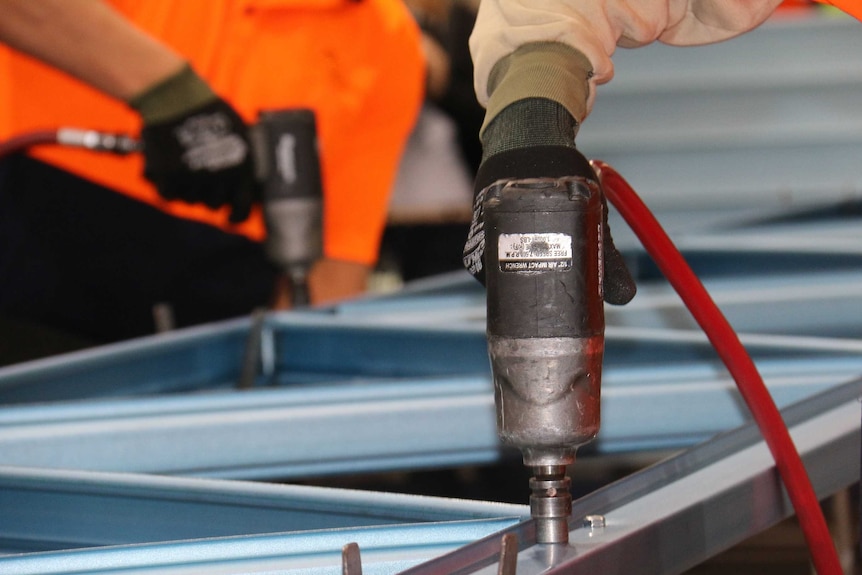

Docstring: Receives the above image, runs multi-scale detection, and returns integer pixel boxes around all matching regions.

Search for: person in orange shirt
[0,0,425,355]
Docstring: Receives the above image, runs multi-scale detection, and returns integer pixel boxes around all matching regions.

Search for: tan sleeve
[470,0,783,124]
[480,42,593,136]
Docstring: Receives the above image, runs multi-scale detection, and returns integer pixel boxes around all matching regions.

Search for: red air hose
[0,130,59,157]
[592,160,842,574]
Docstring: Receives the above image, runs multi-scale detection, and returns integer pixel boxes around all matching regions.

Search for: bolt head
[582,514,606,529]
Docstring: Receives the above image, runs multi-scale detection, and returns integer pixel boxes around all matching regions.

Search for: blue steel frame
[1,261,861,477]
[1,12,861,574]
[1,243,860,573]
[1,380,857,574]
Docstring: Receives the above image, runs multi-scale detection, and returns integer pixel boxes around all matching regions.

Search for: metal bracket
[342,542,363,575]
[237,308,268,389]
[498,533,519,575]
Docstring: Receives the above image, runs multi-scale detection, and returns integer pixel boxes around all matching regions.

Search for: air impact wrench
[251,109,324,308]
[483,169,604,544]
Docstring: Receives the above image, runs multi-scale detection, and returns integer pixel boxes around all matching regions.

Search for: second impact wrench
[250,109,324,307]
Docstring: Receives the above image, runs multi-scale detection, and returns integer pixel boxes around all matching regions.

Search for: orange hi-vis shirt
[815,0,862,19]
[0,0,425,266]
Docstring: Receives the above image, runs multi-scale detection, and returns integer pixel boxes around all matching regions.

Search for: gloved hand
[463,98,636,305]
[129,65,257,223]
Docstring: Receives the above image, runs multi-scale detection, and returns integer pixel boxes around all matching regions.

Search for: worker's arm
[0,0,184,101]
[0,0,257,222]
[470,0,784,123]
[463,1,785,298]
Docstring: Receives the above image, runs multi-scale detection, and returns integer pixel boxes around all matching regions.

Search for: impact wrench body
[483,174,605,544]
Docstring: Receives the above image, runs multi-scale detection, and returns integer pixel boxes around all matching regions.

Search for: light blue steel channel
[0,377,500,478]
[0,315,492,404]
[1,267,859,405]
[0,315,254,403]
[327,269,862,337]
[325,267,862,330]
[0,466,526,574]
[606,269,862,339]
[1,352,861,478]
[577,15,862,221]
[0,521,521,575]
[0,245,859,403]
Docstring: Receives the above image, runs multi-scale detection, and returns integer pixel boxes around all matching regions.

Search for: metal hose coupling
[56,128,141,154]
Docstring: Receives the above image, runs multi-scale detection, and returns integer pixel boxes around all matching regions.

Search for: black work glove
[130,65,257,223]
[463,98,636,305]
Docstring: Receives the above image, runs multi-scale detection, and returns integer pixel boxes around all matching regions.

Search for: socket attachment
[530,465,572,544]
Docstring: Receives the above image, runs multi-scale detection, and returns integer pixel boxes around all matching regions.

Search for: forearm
[470,0,612,122]
[470,0,783,125]
[0,0,185,101]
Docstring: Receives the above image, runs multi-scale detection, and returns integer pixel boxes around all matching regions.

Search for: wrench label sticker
[498,233,572,272]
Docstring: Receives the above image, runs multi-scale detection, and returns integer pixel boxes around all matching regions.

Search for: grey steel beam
[404,379,862,574]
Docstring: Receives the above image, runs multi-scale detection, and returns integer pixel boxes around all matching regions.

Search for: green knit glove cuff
[128,64,217,125]
[482,42,592,140]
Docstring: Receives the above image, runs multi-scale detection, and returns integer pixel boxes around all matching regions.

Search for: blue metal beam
[2,380,857,574]
[0,464,526,570]
[1,347,860,477]
[406,379,862,574]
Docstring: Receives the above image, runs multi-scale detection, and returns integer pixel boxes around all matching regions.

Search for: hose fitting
[56,128,141,154]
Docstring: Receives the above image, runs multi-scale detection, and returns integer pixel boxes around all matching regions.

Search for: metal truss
[404,380,862,575]
[0,263,860,477]
[0,13,860,574]
[1,379,857,574]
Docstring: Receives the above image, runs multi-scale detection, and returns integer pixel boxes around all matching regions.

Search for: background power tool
[0,108,324,309]
[482,172,605,544]
[250,109,323,308]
